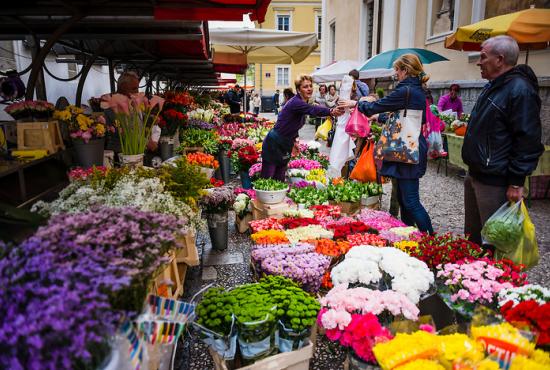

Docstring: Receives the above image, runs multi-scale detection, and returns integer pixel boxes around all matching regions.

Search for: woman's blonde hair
[393,54,430,83]
[294,74,313,91]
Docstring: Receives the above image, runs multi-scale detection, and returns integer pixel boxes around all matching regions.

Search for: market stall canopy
[312,60,393,83]
[154,0,271,22]
[445,8,550,51]
[209,27,319,64]
[360,48,449,71]
[0,0,271,22]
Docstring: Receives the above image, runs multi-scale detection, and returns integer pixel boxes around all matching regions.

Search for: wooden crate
[17,120,64,154]
[175,230,199,266]
[153,250,182,298]
[252,200,287,220]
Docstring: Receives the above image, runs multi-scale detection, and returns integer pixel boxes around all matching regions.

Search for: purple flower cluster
[0,206,183,370]
[260,249,331,293]
[186,118,215,130]
[251,242,315,262]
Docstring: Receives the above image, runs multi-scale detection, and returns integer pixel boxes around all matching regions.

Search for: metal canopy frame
[0,0,271,101]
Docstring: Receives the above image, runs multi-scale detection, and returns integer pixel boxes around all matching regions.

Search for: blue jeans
[396,178,434,234]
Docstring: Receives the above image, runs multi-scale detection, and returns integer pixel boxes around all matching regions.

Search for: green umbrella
[359,48,449,71]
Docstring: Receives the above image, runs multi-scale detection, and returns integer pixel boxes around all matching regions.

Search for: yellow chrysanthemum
[53,109,71,121]
[476,359,500,370]
[95,124,105,136]
[510,354,549,370]
[530,349,550,366]
[394,240,419,253]
[373,331,441,370]
[394,359,444,370]
[471,323,535,356]
[438,333,484,365]
[69,105,83,114]
[76,114,91,131]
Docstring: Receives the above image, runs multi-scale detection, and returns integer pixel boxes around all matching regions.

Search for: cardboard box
[252,199,287,220]
[329,200,362,215]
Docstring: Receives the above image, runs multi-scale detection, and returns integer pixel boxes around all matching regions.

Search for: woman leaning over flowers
[339,54,433,234]
[261,75,344,181]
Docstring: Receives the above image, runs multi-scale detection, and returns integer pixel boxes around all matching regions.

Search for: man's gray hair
[481,35,520,66]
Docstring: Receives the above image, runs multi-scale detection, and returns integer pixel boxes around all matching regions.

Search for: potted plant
[53,105,107,168]
[186,152,219,179]
[4,100,54,121]
[200,186,235,250]
[252,178,288,204]
[100,92,164,167]
[228,139,259,189]
[178,128,219,155]
[157,108,187,160]
[233,189,254,233]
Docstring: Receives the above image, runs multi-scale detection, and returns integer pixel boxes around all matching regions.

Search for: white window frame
[329,20,336,62]
[315,13,322,40]
[276,65,291,87]
[276,13,292,32]
[425,0,461,44]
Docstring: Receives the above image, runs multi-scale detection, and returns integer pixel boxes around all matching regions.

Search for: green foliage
[288,186,329,207]
[195,276,319,336]
[327,180,382,202]
[179,128,219,154]
[159,157,210,208]
[376,87,385,99]
[253,178,288,191]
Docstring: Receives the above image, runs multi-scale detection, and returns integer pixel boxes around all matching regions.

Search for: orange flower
[186,152,219,169]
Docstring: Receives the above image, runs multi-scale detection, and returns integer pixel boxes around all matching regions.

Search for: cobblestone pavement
[176,117,549,370]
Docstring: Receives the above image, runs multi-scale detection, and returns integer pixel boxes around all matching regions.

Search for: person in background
[462,35,543,247]
[251,93,261,115]
[349,69,369,99]
[313,84,329,130]
[281,88,295,107]
[314,84,328,107]
[261,75,344,181]
[272,89,280,114]
[437,83,463,118]
[339,54,433,234]
[225,85,242,114]
[325,84,339,108]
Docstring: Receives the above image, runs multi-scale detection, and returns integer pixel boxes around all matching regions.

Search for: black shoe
[457,169,466,179]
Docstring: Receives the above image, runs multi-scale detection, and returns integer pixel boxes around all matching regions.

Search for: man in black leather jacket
[462,35,544,246]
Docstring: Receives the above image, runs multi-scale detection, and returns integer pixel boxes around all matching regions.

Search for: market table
[443,133,550,202]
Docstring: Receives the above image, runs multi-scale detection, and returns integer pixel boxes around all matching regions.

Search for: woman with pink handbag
[339,54,433,234]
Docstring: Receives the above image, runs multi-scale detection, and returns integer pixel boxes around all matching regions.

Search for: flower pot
[240,170,252,189]
[119,153,144,167]
[200,167,216,179]
[159,141,174,161]
[235,213,253,233]
[72,137,104,168]
[207,212,229,251]
[254,187,288,204]
[217,150,231,183]
[454,126,467,136]
[348,352,378,370]
[361,195,381,209]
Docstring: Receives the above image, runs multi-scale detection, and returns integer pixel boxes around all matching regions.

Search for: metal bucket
[73,137,104,168]
[207,212,229,251]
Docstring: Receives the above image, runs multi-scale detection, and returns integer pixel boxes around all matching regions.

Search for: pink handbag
[345,107,370,137]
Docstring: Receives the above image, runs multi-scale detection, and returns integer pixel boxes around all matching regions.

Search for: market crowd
[260,35,544,249]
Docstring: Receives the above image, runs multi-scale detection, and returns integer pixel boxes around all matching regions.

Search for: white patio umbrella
[312,60,393,83]
[210,27,318,111]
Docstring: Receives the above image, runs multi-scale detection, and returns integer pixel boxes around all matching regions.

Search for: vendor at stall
[260,75,343,181]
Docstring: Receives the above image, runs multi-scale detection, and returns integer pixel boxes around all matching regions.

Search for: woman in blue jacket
[339,54,433,233]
